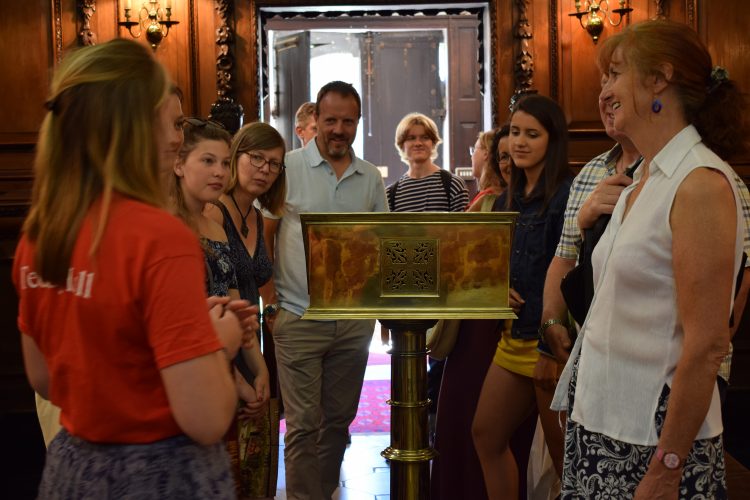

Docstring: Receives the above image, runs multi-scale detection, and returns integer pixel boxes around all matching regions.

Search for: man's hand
[544,324,572,363]
[577,173,633,230]
[533,354,561,391]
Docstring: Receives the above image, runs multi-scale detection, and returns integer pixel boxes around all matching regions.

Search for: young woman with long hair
[472,94,573,499]
[14,39,257,498]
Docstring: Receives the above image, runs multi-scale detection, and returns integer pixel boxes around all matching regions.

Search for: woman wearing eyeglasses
[468,128,506,212]
[468,126,511,212]
[206,121,287,499]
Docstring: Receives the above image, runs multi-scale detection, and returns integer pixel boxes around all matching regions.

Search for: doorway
[262,7,490,189]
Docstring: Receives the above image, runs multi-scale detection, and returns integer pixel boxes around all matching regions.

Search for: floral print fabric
[562,356,727,499]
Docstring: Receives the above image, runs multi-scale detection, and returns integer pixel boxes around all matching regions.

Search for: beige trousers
[35,392,62,447]
[273,309,374,500]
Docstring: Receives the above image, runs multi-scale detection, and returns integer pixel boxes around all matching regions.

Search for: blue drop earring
[651,97,663,114]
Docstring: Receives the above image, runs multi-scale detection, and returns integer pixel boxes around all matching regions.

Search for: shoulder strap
[438,169,453,206]
[387,178,400,211]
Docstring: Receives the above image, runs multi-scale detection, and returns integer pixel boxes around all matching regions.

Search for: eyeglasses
[498,153,511,164]
[183,117,226,130]
[469,146,484,156]
[244,152,285,174]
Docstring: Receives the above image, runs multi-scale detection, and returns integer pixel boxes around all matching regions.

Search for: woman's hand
[509,288,525,314]
[226,300,260,349]
[234,368,269,421]
[209,303,242,359]
[253,370,271,404]
[633,458,681,500]
[235,368,258,403]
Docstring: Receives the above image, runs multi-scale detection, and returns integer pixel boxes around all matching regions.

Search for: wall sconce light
[119,0,179,51]
[569,1,633,43]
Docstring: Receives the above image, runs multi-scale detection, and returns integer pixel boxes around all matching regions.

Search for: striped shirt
[386,171,469,213]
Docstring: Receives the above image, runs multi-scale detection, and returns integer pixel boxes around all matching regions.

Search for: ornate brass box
[300,212,517,319]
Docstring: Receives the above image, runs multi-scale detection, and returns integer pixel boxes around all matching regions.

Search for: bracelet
[538,318,567,342]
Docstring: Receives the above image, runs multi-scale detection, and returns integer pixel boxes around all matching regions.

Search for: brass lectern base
[381,319,438,500]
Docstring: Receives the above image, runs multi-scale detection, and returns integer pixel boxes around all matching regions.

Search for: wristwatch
[655,448,682,470]
[263,303,280,317]
[538,318,567,342]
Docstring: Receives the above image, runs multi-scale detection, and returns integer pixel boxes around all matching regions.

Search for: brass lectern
[301,212,517,500]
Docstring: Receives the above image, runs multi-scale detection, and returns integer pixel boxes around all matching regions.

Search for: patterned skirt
[38,429,235,499]
[561,357,727,499]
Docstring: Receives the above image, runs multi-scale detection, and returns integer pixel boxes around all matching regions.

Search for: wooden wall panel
[0,0,53,144]
[491,0,514,124]
[697,0,750,174]
[194,0,219,116]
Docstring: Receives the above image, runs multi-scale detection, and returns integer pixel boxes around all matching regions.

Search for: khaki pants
[35,392,62,447]
[273,309,374,500]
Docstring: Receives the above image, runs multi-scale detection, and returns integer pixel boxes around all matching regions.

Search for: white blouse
[552,125,744,446]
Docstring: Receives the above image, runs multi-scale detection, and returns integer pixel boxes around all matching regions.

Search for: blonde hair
[394,112,442,164]
[295,102,316,127]
[477,129,500,191]
[23,38,170,284]
[227,122,287,216]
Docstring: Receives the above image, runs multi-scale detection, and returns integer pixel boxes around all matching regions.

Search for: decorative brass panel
[301,212,518,320]
[381,238,439,297]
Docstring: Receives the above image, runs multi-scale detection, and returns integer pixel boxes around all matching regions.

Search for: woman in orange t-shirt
[13,39,257,499]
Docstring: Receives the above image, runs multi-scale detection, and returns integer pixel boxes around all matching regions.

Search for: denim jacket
[494,179,572,341]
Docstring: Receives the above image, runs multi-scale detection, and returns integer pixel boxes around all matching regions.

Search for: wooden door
[360,30,444,188]
[272,31,310,151]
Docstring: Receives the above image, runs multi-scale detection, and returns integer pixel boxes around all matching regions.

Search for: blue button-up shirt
[268,139,388,316]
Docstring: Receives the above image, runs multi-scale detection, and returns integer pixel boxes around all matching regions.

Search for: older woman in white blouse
[553,20,748,499]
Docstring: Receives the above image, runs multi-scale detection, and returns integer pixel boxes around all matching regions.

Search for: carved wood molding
[211,0,243,133]
[686,0,697,29]
[549,0,559,101]
[215,0,235,100]
[489,1,498,125]
[52,0,63,64]
[654,0,667,19]
[78,0,97,46]
[513,0,534,94]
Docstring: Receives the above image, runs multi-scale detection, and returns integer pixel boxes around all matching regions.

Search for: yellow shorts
[492,323,539,378]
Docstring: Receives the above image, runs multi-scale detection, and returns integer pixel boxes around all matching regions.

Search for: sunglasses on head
[183,117,226,130]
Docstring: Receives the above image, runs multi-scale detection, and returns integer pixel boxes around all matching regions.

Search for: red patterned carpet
[280,352,391,434]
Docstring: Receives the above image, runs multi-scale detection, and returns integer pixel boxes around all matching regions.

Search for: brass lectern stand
[301,212,516,500]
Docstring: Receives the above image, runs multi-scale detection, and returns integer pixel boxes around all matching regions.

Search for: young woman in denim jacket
[472,94,573,499]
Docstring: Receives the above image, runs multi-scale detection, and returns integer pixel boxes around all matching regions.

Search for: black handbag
[560,159,640,326]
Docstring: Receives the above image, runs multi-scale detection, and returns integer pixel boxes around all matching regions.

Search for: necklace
[229,193,253,238]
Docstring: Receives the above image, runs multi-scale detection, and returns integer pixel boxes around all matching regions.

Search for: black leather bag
[561,158,745,328]
[560,160,640,326]
[560,220,603,327]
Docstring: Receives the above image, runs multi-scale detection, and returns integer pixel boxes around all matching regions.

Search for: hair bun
[708,66,729,94]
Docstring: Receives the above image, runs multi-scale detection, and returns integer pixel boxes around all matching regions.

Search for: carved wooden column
[210,0,244,133]
[511,0,536,109]
[78,0,97,46]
